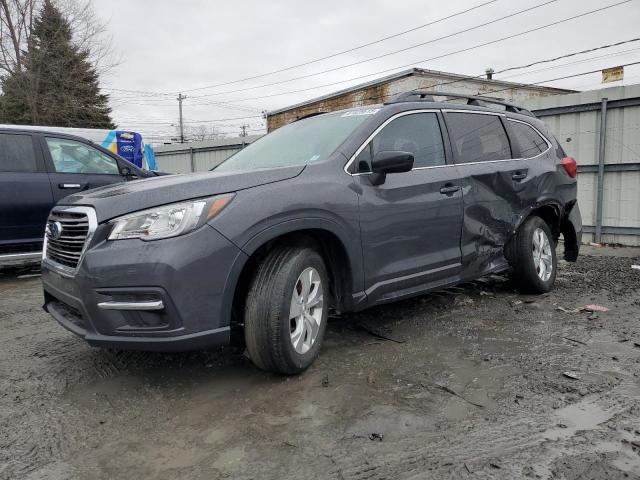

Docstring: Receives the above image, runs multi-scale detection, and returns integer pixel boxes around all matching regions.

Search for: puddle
[543,399,614,440]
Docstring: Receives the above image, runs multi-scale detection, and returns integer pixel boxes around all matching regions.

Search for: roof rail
[386,90,535,117]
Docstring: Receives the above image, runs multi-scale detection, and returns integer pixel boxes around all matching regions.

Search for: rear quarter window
[0,133,37,172]
[508,120,549,158]
[446,113,511,164]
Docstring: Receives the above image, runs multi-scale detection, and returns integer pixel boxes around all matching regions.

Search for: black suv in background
[0,128,154,265]
[42,91,582,375]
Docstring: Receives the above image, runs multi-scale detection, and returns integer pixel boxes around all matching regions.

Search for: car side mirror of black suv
[369,150,414,185]
[120,165,138,180]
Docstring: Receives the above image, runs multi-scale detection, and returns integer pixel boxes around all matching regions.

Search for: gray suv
[42,91,582,375]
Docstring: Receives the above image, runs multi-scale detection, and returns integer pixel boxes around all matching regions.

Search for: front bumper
[42,222,247,351]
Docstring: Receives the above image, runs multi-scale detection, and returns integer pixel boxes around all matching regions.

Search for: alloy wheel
[289,267,324,354]
[532,227,553,281]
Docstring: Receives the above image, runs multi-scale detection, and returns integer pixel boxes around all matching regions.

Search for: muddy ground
[1,248,640,480]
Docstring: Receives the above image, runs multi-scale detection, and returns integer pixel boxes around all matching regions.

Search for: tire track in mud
[329,390,639,480]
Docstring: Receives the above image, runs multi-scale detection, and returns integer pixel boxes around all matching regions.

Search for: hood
[61,165,304,222]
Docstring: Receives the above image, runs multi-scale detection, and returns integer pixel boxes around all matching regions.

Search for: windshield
[214,108,379,172]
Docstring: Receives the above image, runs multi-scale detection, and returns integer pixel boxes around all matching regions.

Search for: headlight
[108,194,234,241]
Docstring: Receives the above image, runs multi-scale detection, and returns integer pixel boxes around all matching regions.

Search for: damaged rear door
[443,110,546,276]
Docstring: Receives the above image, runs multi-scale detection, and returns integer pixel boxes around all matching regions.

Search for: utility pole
[240,124,248,149]
[177,93,186,143]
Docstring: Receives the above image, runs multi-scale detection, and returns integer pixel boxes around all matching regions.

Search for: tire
[508,215,557,294]
[244,247,329,375]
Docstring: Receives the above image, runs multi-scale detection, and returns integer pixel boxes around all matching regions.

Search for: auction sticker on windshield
[341,108,380,117]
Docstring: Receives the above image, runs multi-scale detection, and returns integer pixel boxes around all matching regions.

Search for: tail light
[562,157,577,178]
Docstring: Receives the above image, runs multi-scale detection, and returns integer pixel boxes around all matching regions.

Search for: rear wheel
[508,215,557,293]
[244,247,328,374]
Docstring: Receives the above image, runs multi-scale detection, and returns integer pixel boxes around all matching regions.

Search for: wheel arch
[222,219,362,340]
[516,202,563,241]
[504,202,562,264]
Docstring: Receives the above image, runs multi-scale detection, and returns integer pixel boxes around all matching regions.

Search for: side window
[46,137,120,175]
[353,113,446,173]
[0,133,37,172]
[508,120,548,158]
[447,113,511,164]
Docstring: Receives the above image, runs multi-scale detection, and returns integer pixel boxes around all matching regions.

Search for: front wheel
[508,216,557,293]
[244,247,329,375]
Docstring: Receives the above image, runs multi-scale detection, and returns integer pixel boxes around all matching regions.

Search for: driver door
[41,135,127,203]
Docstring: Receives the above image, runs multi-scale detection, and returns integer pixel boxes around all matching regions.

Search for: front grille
[45,210,90,269]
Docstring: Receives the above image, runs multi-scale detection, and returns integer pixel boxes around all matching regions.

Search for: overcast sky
[92,0,640,142]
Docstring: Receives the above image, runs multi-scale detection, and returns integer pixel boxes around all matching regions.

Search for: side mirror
[371,150,414,174]
[121,166,137,179]
[368,150,413,185]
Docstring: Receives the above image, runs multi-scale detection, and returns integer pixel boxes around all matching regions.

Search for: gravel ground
[1,249,640,480]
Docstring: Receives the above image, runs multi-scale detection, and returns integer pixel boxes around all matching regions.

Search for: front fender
[215,217,364,323]
[241,217,364,295]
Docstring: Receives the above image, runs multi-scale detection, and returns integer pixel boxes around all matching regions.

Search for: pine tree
[0,0,115,128]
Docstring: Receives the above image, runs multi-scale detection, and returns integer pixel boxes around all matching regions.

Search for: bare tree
[0,0,36,74]
[176,124,223,142]
[0,0,117,78]
[0,0,115,127]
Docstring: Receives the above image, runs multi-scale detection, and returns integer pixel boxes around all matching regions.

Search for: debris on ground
[556,306,582,314]
[556,304,610,314]
[366,373,376,385]
[356,322,406,344]
[563,371,580,380]
[584,304,609,312]
[321,374,329,388]
[422,382,485,408]
[454,295,474,306]
[563,336,588,346]
[368,433,384,442]
[631,265,640,270]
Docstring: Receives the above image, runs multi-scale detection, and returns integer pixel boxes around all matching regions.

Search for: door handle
[439,184,460,195]
[59,183,82,189]
[512,171,528,181]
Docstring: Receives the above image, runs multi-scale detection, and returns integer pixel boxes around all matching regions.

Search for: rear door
[0,132,53,250]
[355,111,464,303]
[443,110,526,275]
[41,135,128,202]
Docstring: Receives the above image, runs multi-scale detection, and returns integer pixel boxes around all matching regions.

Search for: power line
[189,0,559,99]
[201,0,635,106]
[113,115,263,125]
[408,37,640,94]
[498,46,640,80]
[494,36,640,77]
[180,0,498,94]
[101,0,498,99]
[474,60,640,98]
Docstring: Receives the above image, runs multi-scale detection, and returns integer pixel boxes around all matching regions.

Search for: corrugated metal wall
[523,85,640,246]
[154,136,261,173]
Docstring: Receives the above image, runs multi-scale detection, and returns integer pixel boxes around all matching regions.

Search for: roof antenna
[485,68,495,80]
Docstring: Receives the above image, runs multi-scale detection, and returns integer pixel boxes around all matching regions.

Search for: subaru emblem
[47,221,63,240]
